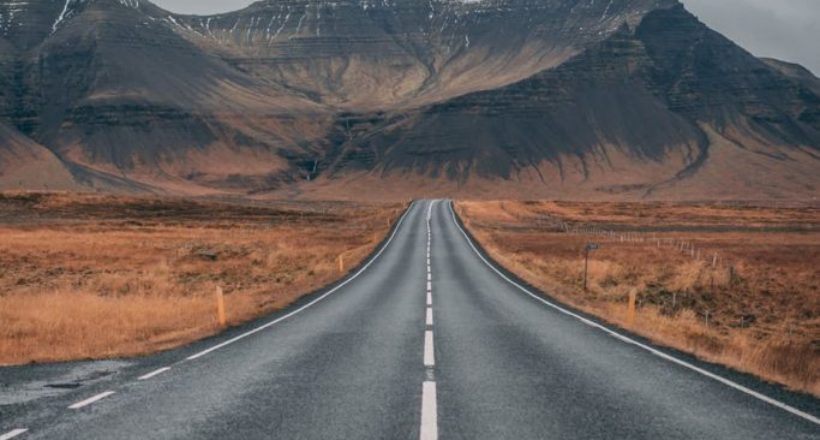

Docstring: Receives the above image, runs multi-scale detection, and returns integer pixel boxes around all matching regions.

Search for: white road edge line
[447,201,820,426]
[424,330,435,367]
[68,391,116,410]
[138,367,172,381]
[0,429,28,440]
[420,381,438,440]
[426,307,434,326]
[185,202,417,361]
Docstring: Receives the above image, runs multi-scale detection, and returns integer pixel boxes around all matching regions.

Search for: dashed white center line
[420,381,438,440]
[68,391,116,410]
[138,366,171,381]
[0,429,28,440]
[424,330,435,367]
[422,200,439,440]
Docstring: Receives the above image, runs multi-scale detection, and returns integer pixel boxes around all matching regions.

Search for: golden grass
[457,200,820,396]
[0,192,403,364]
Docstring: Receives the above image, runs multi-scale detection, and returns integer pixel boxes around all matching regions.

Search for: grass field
[0,192,403,365]
[457,201,819,396]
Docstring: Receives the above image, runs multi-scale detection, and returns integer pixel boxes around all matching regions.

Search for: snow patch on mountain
[0,0,31,35]
[52,0,141,32]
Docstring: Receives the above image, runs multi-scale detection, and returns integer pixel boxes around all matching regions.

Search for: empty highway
[1,200,818,439]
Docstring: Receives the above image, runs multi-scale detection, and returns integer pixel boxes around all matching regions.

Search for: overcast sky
[153,0,819,74]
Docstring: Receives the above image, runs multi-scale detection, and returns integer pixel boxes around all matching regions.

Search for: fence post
[339,254,345,274]
[216,286,227,327]
[627,289,637,326]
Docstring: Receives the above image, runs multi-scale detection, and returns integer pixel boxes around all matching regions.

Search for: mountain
[0,0,818,200]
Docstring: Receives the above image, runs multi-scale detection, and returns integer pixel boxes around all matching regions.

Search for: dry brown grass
[0,192,403,365]
[457,200,820,396]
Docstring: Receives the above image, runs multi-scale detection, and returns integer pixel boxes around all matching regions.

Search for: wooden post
[583,248,590,291]
[216,286,226,327]
[627,289,637,327]
[339,254,345,274]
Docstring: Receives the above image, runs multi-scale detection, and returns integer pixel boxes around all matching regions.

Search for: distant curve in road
[1,200,818,440]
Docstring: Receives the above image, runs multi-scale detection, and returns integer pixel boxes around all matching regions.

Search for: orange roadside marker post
[216,286,227,327]
[627,289,637,327]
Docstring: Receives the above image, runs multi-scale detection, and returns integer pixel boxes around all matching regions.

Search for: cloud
[156,0,253,15]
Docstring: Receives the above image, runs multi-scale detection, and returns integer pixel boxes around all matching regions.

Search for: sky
[153,0,819,74]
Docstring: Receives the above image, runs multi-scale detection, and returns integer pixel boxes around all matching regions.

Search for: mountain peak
[0,0,163,49]
[51,0,162,31]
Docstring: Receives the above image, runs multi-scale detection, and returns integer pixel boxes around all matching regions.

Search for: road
[1,200,818,439]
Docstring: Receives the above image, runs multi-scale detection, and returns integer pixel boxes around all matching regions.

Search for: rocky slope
[0,121,83,190]
[0,0,818,200]
[172,0,672,109]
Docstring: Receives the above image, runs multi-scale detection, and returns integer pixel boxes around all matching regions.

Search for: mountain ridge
[0,0,817,200]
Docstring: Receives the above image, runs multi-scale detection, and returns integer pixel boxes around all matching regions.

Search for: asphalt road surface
[1,200,818,439]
